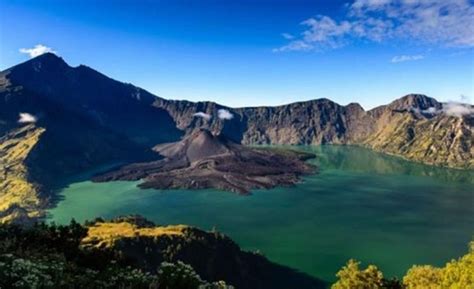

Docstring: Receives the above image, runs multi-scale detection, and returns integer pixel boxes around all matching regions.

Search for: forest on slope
[0,216,325,289]
[1,216,472,289]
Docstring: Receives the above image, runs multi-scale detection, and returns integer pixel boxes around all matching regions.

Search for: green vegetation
[0,220,233,289]
[0,215,472,288]
[331,259,386,289]
[332,241,473,289]
[403,241,474,289]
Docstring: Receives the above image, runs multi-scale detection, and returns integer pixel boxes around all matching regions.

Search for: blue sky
[0,0,473,109]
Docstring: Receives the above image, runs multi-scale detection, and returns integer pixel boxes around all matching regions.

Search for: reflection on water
[48,145,474,283]
[306,145,473,183]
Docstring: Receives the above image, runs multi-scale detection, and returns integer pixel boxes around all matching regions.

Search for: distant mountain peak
[388,94,440,110]
[11,53,68,73]
[33,52,63,62]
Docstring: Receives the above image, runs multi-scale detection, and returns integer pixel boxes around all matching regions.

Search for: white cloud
[412,100,474,117]
[273,40,314,52]
[19,44,56,58]
[351,0,391,11]
[18,113,37,123]
[423,107,438,114]
[391,54,424,63]
[300,16,352,49]
[275,16,352,51]
[193,112,212,120]
[442,102,474,117]
[275,0,474,52]
[217,109,234,120]
[281,33,295,40]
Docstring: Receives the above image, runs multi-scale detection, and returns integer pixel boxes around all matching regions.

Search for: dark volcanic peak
[154,128,232,163]
[5,52,68,72]
[1,52,169,110]
[1,52,182,146]
[94,130,316,194]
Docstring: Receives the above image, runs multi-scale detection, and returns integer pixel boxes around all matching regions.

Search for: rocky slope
[364,110,473,169]
[0,125,45,223]
[364,95,473,169]
[153,98,373,145]
[93,129,315,194]
[155,94,473,169]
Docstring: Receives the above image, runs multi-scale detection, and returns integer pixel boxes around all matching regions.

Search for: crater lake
[47,145,474,282]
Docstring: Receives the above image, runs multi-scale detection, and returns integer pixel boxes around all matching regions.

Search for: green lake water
[47,145,474,283]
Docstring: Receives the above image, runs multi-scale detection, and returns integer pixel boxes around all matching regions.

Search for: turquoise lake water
[47,145,474,282]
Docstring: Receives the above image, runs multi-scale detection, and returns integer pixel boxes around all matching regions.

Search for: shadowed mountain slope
[0,54,182,222]
[1,53,182,144]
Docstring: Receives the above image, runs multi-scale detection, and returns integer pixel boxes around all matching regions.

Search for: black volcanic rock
[93,129,316,194]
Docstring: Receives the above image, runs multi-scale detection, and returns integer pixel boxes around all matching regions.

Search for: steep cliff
[154,98,373,145]
[155,94,473,169]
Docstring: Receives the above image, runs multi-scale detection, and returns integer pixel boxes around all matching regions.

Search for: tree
[403,241,474,289]
[157,261,204,289]
[332,259,384,289]
[403,265,443,289]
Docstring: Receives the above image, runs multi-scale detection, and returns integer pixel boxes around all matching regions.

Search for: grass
[82,222,189,248]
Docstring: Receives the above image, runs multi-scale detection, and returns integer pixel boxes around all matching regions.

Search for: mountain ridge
[1,53,472,223]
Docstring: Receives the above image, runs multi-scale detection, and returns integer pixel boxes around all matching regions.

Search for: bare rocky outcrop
[153,98,373,145]
[154,94,473,169]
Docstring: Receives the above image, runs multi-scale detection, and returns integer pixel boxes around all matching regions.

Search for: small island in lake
[93,129,316,194]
